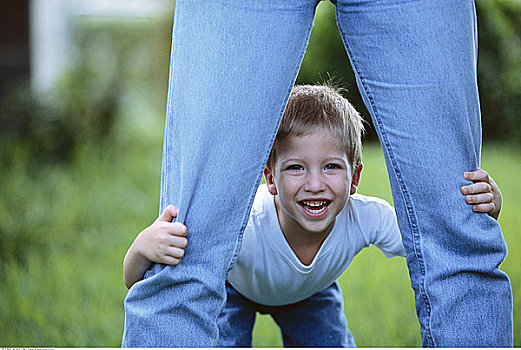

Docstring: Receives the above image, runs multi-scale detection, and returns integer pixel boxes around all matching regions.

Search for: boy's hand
[135,205,188,265]
[461,169,502,220]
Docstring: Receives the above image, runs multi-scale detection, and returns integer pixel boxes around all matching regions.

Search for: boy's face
[265,133,362,237]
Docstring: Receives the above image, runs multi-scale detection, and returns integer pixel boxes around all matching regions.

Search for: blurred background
[0,0,519,346]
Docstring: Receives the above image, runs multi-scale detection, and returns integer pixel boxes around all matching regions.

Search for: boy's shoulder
[249,183,276,221]
[346,194,402,253]
[253,183,271,206]
[350,193,393,207]
[347,193,395,218]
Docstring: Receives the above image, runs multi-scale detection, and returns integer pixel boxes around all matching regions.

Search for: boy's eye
[324,163,341,170]
[286,164,304,171]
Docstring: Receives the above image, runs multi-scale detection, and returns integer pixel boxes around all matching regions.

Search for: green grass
[0,122,163,346]
[0,134,519,346]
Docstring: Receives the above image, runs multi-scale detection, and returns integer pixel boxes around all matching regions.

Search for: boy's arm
[371,200,406,259]
[123,205,188,289]
[461,168,502,220]
[123,241,154,290]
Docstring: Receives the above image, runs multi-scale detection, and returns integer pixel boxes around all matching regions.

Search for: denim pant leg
[334,0,513,346]
[217,282,257,347]
[267,282,356,348]
[121,0,318,347]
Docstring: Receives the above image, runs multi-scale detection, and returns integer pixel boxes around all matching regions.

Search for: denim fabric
[122,0,513,347]
[217,281,356,347]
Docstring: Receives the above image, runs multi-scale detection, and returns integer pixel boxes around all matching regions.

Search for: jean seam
[335,19,435,347]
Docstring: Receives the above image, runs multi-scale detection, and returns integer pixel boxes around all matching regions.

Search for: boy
[123,85,502,347]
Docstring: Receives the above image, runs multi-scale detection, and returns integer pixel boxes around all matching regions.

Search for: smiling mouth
[298,200,332,217]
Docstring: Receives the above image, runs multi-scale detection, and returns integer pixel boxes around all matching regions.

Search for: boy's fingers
[157,248,186,266]
[463,170,477,181]
[169,235,188,249]
[465,192,494,204]
[167,247,186,259]
[158,205,180,222]
[461,182,492,195]
[160,256,181,266]
[472,203,495,214]
[169,222,188,237]
[157,221,188,237]
[464,168,489,182]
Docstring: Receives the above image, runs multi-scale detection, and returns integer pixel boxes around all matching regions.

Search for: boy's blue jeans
[217,282,356,347]
[122,0,513,347]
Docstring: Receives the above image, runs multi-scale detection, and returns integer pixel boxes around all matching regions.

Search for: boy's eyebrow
[280,158,303,163]
[326,157,348,163]
[280,157,349,164]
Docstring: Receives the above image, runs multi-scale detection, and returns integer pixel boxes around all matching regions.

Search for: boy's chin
[300,221,335,236]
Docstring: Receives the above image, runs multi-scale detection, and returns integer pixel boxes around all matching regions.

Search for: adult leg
[268,282,356,347]
[216,282,257,347]
[334,0,512,346]
[122,0,318,346]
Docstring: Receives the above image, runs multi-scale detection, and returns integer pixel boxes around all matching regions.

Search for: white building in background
[29,0,171,93]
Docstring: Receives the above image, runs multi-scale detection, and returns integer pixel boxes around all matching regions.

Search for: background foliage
[296,0,521,144]
[0,0,519,346]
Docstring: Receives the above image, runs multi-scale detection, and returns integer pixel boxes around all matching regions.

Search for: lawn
[0,131,519,346]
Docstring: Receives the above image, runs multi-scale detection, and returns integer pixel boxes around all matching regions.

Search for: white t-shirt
[227,184,405,306]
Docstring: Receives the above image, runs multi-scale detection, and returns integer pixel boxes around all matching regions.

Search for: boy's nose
[304,171,326,193]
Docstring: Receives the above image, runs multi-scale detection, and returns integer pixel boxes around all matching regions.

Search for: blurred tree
[0,0,30,101]
[0,16,172,167]
[477,0,521,144]
[296,1,521,144]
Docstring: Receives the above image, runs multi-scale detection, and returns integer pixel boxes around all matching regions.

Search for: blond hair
[267,84,364,171]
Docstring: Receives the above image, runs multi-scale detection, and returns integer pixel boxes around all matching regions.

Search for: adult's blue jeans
[217,281,356,347]
[122,0,513,347]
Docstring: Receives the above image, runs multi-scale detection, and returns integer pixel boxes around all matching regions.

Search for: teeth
[302,201,327,207]
[301,201,330,214]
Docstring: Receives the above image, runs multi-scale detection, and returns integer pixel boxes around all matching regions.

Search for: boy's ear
[350,163,363,195]
[264,167,278,196]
